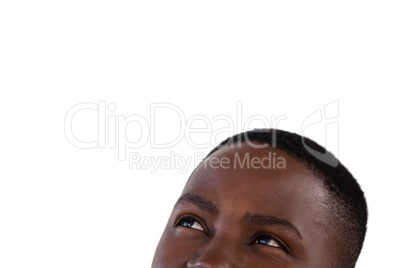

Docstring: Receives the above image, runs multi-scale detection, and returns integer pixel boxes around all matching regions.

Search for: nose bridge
[187,231,243,268]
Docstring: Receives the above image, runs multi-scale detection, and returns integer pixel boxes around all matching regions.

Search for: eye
[176,216,205,232]
[253,233,283,249]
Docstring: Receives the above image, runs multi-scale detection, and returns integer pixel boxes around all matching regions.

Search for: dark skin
[152,143,339,267]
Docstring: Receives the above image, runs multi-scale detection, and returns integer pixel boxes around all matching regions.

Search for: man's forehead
[185,144,329,209]
[192,146,332,220]
[190,143,316,185]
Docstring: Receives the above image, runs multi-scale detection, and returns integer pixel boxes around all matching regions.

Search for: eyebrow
[243,212,302,240]
[175,193,219,215]
[175,193,302,240]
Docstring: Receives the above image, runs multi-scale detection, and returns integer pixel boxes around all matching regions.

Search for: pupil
[183,219,194,227]
[259,236,271,244]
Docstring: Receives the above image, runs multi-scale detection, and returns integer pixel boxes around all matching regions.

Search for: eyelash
[175,216,290,252]
[250,232,289,252]
[175,215,209,235]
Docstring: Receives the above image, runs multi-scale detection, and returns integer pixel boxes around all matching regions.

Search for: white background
[1,1,401,267]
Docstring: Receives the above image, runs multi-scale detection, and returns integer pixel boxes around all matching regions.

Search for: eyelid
[174,215,210,235]
[250,232,293,254]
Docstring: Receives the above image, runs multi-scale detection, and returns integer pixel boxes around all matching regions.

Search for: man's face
[152,143,337,267]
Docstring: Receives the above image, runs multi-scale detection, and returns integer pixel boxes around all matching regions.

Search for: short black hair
[204,128,368,268]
